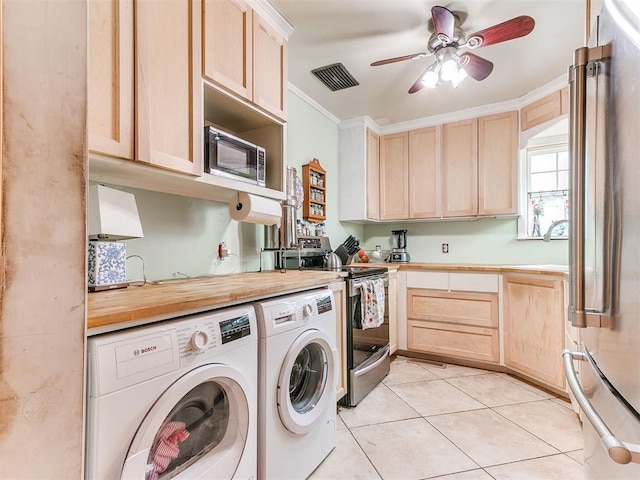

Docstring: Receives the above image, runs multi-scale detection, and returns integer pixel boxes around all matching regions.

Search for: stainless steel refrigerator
[563,0,640,478]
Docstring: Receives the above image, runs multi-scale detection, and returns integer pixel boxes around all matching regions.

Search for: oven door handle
[354,345,389,378]
[350,277,389,296]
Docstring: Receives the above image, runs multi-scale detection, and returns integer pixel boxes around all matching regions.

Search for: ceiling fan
[370,6,535,93]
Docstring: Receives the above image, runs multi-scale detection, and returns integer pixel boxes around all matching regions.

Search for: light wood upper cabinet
[88,0,134,160]
[253,13,287,120]
[478,111,518,215]
[379,132,409,220]
[503,274,566,390]
[202,0,287,120]
[366,128,380,220]
[135,0,201,175]
[442,119,478,217]
[409,126,440,218]
[202,0,252,100]
[338,121,380,221]
[521,89,568,131]
[89,0,201,175]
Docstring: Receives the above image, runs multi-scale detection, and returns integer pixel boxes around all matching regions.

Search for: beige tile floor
[309,355,584,480]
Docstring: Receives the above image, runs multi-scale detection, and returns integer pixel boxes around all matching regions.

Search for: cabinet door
[503,275,565,389]
[442,119,478,217]
[253,12,287,120]
[409,126,440,218]
[388,271,398,355]
[135,0,202,175]
[366,128,380,220]
[88,0,134,159]
[478,111,518,215]
[202,0,252,100]
[379,132,409,220]
[520,90,563,131]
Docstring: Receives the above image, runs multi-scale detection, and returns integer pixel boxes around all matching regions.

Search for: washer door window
[121,365,250,480]
[277,329,335,435]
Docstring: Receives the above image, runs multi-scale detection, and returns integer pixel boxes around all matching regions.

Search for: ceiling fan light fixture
[440,57,459,82]
[422,67,440,88]
[451,67,468,88]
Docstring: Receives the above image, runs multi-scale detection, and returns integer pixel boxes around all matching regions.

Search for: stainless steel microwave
[204,126,266,187]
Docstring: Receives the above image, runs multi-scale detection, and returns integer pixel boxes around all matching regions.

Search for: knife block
[334,244,349,264]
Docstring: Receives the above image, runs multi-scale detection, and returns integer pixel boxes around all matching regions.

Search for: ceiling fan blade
[466,16,535,49]
[459,52,494,81]
[370,51,430,66]
[431,6,455,42]
[408,65,432,94]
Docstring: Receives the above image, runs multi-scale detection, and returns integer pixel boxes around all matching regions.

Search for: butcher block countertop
[399,263,569,277]
[353,262,568,278]
[87,270,344,334]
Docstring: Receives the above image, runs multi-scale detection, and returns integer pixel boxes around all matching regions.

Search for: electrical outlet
[218,242,230,260]
[442,243,449,253]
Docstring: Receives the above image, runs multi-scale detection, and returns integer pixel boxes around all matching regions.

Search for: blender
[389,229,410,263]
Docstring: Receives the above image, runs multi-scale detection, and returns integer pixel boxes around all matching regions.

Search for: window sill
[516,236,569,241]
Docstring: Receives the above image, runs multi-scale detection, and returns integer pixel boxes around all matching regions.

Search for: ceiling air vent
[311,63,359,91]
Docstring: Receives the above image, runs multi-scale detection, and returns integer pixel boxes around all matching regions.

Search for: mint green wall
[363,218,568,265]
[287,90,364,247]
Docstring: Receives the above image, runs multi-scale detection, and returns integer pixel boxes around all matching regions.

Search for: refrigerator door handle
[567,44,613,329]
[563,350,640,464]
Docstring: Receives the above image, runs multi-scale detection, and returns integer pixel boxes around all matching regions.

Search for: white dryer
[86,305,258,480]
[253,289,337,480]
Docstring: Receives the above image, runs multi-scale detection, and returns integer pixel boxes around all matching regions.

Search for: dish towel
[359,278,385,330]
[148,421,190,480]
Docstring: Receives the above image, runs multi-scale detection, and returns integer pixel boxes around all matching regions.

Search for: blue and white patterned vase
[88,241,127,288]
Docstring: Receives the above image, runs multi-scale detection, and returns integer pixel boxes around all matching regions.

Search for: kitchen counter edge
[353,263,568,277]
[87,270,346,335]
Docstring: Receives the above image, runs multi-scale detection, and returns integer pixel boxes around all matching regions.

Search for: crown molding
[291,74,569,134]
[288,83,341,126]
[249,0,294,38]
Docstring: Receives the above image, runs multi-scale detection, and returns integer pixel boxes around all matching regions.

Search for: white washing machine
[253,289,337,480]
[86,305,258,480]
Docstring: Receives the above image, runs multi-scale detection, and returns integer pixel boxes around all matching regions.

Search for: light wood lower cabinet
[328,281,347,400]
[388,270,398,354]
[503,274,566,390]
[407,288,499,363]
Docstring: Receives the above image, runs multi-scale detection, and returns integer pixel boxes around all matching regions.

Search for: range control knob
[190,330,209,350]
[303,303,313,317]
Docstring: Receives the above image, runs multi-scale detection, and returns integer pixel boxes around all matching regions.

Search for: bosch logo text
[134,345,157,356]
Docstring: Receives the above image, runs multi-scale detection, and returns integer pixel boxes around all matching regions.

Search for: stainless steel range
[341,266,390,407]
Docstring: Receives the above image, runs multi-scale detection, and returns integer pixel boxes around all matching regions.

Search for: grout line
[324,359,582,480]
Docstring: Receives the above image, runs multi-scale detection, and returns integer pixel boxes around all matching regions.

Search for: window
[524,142,569,239]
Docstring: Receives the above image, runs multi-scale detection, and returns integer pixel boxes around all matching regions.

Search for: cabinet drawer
[407,289,498,328]
[449,273,499,293]
[406,271,448,289]
[407,320,499,363]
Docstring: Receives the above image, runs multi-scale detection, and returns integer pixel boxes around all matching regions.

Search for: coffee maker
[389,229,410,263]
